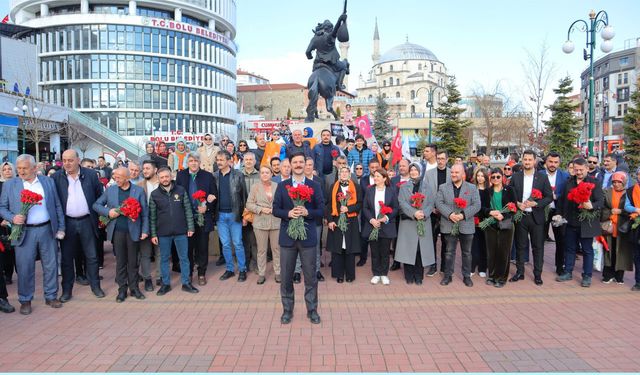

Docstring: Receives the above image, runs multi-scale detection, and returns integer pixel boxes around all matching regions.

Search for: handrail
[68,110,141,157]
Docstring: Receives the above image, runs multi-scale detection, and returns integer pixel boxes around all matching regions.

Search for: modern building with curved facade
[10,0,237,139]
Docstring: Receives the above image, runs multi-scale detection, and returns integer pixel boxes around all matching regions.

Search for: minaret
[372,18,380,65]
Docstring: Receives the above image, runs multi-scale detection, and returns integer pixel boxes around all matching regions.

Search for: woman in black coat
[326,167,362,283]
[480,168,517,288]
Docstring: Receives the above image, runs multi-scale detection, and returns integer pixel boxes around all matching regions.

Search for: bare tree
[521,40,556,136]
[20,98,60,162]
[63,122,92,157]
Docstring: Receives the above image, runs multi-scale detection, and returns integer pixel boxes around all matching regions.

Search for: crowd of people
[1,128,639,325]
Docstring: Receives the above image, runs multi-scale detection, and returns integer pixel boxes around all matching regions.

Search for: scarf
[331,179,358,217]
[611,189,624,237]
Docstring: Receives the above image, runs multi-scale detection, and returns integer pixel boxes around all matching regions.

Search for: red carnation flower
[530,188,543,200]
[331,149,339,158]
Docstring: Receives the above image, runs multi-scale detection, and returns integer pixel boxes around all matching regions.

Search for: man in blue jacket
[273,152,324,325]
[541,152,570,275]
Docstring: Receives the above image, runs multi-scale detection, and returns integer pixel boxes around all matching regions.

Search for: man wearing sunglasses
[586,156,601,180]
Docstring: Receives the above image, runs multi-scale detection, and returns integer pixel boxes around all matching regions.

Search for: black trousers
[603,236,625,282]
[485,226,514,283]
[331,249,355,280]
[444,233,473,278]
[61,216,100,292]
[96,227,106,268]
[0,246,7,299]
[188,226,210,277]
[75,251,85,277]
[471,230,487,273]
[112,230,140,291]
[431,214,446,270]
[404,244,424,282]
[360,234,369,260]
[514,214,545,277]
[545,207,566,273]
[370,238,391,276]
[0,240,14,281]
[280,242,318,313]
[242,224,258,270]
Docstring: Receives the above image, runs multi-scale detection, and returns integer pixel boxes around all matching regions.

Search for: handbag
[498,217,513,230]
[618,220,630,234]
[592,239,604,272]
[601,220,614,235]
[242,208,254,223]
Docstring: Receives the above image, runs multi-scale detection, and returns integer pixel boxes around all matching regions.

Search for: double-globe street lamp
[562,9,614,156]
[13,96,39,154]
[413,86,447,143]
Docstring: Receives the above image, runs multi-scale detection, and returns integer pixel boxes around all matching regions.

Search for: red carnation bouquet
[513,188,543,223]
[336,191,351,233]
[331,149,339,158]
[410,192,426,236]
[192,190,207,226]
[286,184,314,240]
[369,200,393,241]
[567,182,598,222]
[99,177,109,188]
[8,190,44,241]
[451,197,468,236]
[479,202,517,230]
[99,197,142,227]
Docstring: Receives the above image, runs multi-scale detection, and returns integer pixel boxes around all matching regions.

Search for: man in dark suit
[541,152,571,275]
[423,150,452,276]
[509,150,553,285]
[356,158,379,267]
[52,150,106,303]
[273,152,324,325]
[0,154,65,315]
[176,152,218,286]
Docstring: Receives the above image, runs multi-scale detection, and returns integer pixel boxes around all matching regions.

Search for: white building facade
[10,0,238,139]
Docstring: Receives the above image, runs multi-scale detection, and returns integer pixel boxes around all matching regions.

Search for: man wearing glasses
[197,134,220,173]
[587,156,601,181]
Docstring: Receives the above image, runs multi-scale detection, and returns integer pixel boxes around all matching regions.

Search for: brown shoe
[20,302,32,315]
[198,276,207,286]
[45,299,62,308]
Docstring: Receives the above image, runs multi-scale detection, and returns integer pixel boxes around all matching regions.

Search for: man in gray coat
[435,164,481,287]
[423,150,451,276]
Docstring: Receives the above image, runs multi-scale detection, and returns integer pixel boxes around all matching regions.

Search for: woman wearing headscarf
[602,171,633,284]
[168,138,190,175]
[0,161,17,286]
[326,166,362,283]
[395,162,435,285]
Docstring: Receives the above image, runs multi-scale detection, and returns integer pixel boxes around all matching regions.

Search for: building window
[382,93,387,99]
[617,87,630,102]
[623,72,629,85]
[389,77,393,86]
[389,65,393,71]
[410,105,415,113]
[395,91,400,98]
[410,90,415,99]
[620,57,629,66]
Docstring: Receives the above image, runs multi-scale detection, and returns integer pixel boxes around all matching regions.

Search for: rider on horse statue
[305,13,349,91]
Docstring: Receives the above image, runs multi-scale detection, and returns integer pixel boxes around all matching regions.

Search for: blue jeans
[217,212,246,272]
[564,225,594,277]
[158,235,190,286]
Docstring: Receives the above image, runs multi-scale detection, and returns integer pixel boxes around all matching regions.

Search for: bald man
[52,149,106,302]
[93,167,149,303]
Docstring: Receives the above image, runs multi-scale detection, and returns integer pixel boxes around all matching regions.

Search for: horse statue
[306,65,339,122]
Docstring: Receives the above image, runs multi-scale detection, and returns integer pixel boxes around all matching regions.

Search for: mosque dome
[378,42,439,64]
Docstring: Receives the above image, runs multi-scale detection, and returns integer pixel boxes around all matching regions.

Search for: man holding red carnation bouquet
[510,150,553,286]
[435,164,481,287]
[273,152,324,325]
[0,154,65,315]
[93,168,149,302]
[554,158,604,287]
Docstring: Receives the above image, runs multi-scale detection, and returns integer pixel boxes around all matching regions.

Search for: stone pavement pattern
[1,242,639,372]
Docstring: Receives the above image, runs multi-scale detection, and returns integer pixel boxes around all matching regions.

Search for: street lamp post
[414,86,446,143]
[562,9,614,157]
[13,97,39,155]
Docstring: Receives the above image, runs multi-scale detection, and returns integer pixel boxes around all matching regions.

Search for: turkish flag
[391,131,402,167]
[354,115,372,138]
[1,15,9,24]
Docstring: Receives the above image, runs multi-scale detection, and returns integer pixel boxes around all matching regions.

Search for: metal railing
[68,110,141,158]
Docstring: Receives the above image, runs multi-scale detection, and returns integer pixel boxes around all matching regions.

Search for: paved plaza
[1,241,639,372]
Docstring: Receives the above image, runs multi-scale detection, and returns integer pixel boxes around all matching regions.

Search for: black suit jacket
[51,166,104,237]
[361,185,399,239]
[175,168,218,231]
[510,170,553,225]
[272,177,325,248]
[480,186,517,221]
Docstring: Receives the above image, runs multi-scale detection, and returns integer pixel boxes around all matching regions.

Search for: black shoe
[19,302,32,315]
[346,278,354,283]
[307,310,321,324]
[440,276,452,286]
[631,283,640,291]
[5,277,12,285]
[75,275,89,286]
[60,291,72,303]
[356,258,367,267]
[337,278,344,283]
[219,271,235,281]
[406,279,414,285]
[509,273,524,282]
[215,257,226,266]
[463,277,473,287]
[281,311,293,324]
[545,237,554,242]
[98,275,104,280]
[92,287,106,298]
[534,277,543,286]
[316,271,325,282]
[320,261,325,268]
[182,284,199,293]
[137,274,144,283]
[390,261,401,271]
[130,289,146,300]
[156,284,171,296]
[0,298,15,313]
[116,289,127,303]
[293,273,301,284]
[155,278,162,286]
[555,268,564,276]
[486,278,496,286]
[426,265,438,277]
[238,271,247,282]
[494,282,505,288]
[144,279,154,292]
[415,279,423,285]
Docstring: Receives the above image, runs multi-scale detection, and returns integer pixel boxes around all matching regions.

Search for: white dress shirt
[547,171,557,209]
[374,187,386,218]
[145,180,159,202]
[522,173,534,212]
[66,174,90,217]
[22,177,50,224]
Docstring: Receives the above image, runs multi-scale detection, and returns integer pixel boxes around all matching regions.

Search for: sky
[2,0,639,113]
